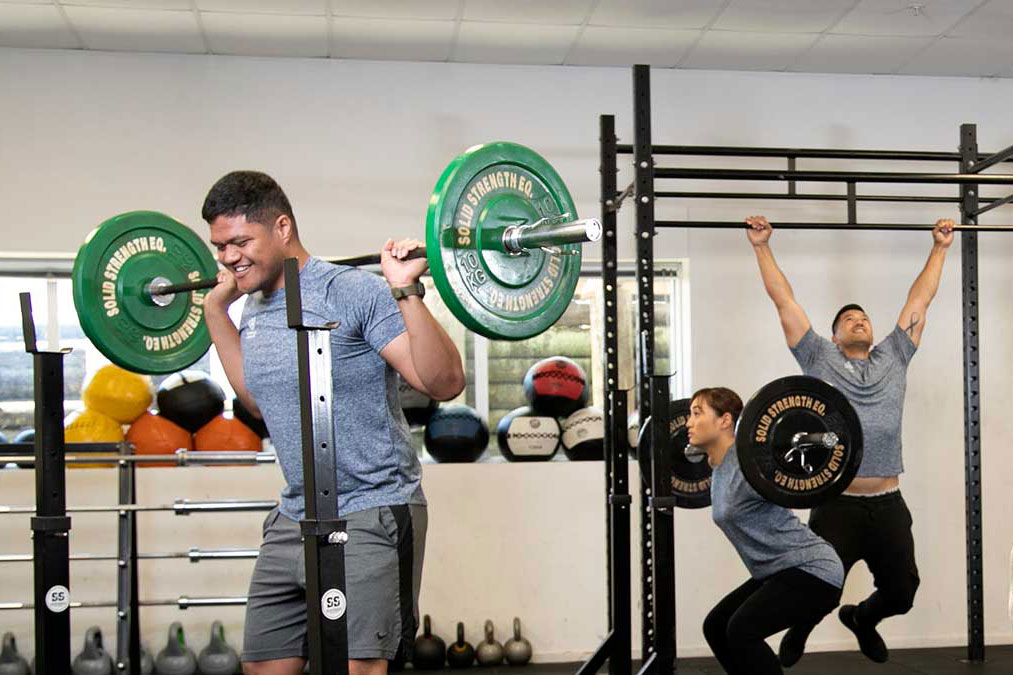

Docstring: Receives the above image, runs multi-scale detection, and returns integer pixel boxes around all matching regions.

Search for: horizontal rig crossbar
[615,143,1006,164]
[655,191,972,204]
[656,220,1013,232]
[654,167,1013,185]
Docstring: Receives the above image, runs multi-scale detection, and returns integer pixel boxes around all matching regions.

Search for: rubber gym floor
[439,645,1013,673]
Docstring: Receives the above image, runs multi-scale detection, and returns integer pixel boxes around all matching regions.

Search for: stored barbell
[71,143,601,374]
[0,548,258,564]
[639,375,863,510]
[0,498,277,515]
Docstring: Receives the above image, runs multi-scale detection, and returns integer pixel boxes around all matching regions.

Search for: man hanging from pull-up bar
[201,170,466,675]
[745,215,953,666]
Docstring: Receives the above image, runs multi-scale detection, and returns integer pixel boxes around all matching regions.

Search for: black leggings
[809,490,920,625]
[703,568,841,675]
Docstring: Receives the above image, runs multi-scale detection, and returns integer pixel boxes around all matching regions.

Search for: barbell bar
[0,498,277,515]
[0,596,248,611]
[0,548,258,564]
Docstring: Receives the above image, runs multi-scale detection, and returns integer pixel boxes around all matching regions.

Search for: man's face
[209,213,285,294]
[833,309,874,348]
[686,397,729,447]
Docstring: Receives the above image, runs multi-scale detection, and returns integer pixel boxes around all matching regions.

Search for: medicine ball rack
[2,293,276,675]
[583,64,1013,675]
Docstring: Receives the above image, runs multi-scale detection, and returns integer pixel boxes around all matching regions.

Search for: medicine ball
[522,356,588,417]
[561,407,604,461]
[156,371,225,433]
[12,430,33,444]
[232,397,269,439]
[82,364,152,424]
[496,406,560,462]
[424,405,488,463]
[195,414,262,453]
[126,411,192,467]
[397,374,439,428]
[65,409,124,470]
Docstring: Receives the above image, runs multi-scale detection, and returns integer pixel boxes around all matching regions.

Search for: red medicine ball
[522,356,589,418]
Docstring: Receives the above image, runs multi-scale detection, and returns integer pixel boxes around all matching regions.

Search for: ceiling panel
[589,0,725,29]
[947,0,1013,40]
[202,12,328,57]
[58,0,192,9]
[0,4,78,49]
[897,35,1013,77]
[330,0,460,20]
[65,6,204,52]
[331,17,454,61]
[463,0,593,25]
[832,0,980,36]
[713,0,857,33]
[196,0,326,15]
[454,22,579,64]
[792,34,934,74]
[682,29,819,70]
[567,26,699,67]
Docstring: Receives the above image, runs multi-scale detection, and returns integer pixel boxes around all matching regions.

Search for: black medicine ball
[522,356,589,417]
[232,397,269,439]
[424,405,488,463]
[397,374,439,428]
[561,407,604,461]
[156,371,225,433]
[496,406,560,461]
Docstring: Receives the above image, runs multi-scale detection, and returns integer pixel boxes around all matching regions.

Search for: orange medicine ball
[194,414,262,453]
[126,412,193,467]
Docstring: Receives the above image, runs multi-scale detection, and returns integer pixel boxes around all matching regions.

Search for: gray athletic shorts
[242,504,427,663]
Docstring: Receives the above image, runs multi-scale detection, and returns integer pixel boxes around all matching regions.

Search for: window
[0,257,689,461]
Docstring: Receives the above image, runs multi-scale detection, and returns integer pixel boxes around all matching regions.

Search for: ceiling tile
[0,4,78,49]
[948,0,1013,40]
[713,0,855,33]
[567,26,699,67]
[589,0,724,29]
[897,35,1013,76]
[202,12,327,57]
[681,30,819,70]
[833,0,979,36]
[59,0,192,9]
[331,17,454,61]
[454,21,579,64]
[196,0,326,15]
[0,0,52,4]
[463,0,593,25]
[330,0,460,20]
[64,6,204,53]
[791,34,934,74]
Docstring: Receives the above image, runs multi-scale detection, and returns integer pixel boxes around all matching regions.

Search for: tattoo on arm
[904,312,920,337]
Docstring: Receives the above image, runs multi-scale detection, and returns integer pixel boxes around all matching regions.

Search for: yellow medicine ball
[82,365,153,424]
[66,408,125,468]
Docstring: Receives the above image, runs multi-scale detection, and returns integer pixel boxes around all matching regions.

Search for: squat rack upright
[588,64,1013,674]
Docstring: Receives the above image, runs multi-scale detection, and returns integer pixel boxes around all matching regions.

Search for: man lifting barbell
[745,214,954,665]
[691,386,844,675]
[201,170,466,675]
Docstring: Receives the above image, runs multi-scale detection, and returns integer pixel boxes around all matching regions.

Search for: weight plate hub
[72,211,218,374]
[426,142,581,340]
[736,375,863,509]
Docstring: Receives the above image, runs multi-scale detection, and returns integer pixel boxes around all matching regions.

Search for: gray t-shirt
[240,256,425,521]
[790,326,916,477]
[711,446,844,588]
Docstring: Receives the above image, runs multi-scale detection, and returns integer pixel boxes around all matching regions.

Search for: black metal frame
[284,258,350,675]
[20,292,73,675]
[597,64,1011,668]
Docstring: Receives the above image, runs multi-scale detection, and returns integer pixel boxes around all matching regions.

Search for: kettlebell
[72,626,114,675]
[0,633,29,675]
[474,620,504,667]
[445,623,475,668]
[411,615,445,670]
[197,621,240,675]
[155,622,197,675]
[503,618,532,666]
[123,644,155,675]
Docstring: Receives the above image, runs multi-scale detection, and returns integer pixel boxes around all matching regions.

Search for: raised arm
[379,238,466,401]
[896,219,953,348]
[204,269,261,418]
[746,216,812,348]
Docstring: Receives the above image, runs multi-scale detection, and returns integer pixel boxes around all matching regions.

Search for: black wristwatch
[390,282,425,301]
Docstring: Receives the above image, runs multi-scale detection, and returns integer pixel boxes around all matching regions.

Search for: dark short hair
[201,171,296,228]
[832,303,866,334]
[690,387,743,427]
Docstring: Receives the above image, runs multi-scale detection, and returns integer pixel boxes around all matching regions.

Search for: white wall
[2,47,1013,663]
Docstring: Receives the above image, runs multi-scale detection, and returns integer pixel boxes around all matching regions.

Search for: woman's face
[687,396,728,446]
